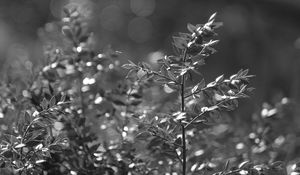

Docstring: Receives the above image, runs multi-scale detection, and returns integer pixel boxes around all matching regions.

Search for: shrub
[0,5,299,175]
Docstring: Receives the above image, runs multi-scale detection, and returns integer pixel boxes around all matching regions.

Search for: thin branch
[184,86,209,99]
[184,111,206,129]
[184,98,235,129]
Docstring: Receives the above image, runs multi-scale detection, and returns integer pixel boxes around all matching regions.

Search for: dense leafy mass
[0,6,299,175]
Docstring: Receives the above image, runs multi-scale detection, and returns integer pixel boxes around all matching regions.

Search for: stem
[180,49,188,175]
[181,124,186,174]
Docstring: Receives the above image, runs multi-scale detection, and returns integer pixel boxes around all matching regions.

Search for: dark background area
[0,0,299,116]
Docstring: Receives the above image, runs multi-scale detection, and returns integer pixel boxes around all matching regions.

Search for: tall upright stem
[181,49,188,175]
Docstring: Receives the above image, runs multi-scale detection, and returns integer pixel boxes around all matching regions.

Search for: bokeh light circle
[99,5,124,32]
[130,0,156,17]
[128,17,153,43]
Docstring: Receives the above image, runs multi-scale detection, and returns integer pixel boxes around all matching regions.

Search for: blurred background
[0,0,300,115]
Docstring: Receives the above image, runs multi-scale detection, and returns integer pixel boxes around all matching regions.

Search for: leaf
[208,12,217,22]
[203,40,219,47]
[41,98,49,110]
[112,99,126,106]
[127,60,137,66]
[173,112,186,121]
[173,36,187,49]
[15,143,26,149]
[122,64,135,70]
[164,84,175,93]
[35,160,46,164]
[62,26,73,39]
[60,94,66,102]
[125,69,135,79]
[49,96,56,107]
[246,87,255,92]
[137,69,147,79]
[187,23,197,33]
[191,80,205,97]
[241,69,249,76]
[174,137,182,146]
[215,74,224,83]
[167,70,176,81]
[49,145,63,152]
[1,150,13,158]
[238,161,253,169]
[206,81,216,88]
[211,22,223,29]
[136,132,152,140]
[207,106,218,112]
[160,65,168,76]
[178,32,192,40]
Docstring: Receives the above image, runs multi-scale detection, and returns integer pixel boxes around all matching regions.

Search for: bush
[0,5,299,175]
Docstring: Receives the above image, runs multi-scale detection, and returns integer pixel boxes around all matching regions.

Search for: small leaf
[167,70,176,81]
[208,12,217,22]
[203,40,219,47]
[1,150,13,158]
[238,161,253,169]
[206,81,216,88]
[41,98,49,110]
[174,137,182,146]
[62,26,73,39]
[173,112,186,121]
[49,145,63,152]
[164,84,175,93]
[215,74,224,83]
[136,132,152,140]
[241,69,249,76]
[173,36,187,49]
[137,69,147,79]
[207,106,218,112]
[187,23,197,33]
[211,22,223,29]
[15,143,26,149]
[112,99,126,106]
[122,64,135,70]
[49,96,56,107]
[60,94,66,102]
[35,160,46,164]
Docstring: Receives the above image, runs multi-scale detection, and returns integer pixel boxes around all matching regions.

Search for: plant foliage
[0,5,299,175]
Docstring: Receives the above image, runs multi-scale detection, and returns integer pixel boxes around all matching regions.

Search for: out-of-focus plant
[0,6,148,175]
[1,4,300,175]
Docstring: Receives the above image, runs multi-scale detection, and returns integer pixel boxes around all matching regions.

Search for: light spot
[122,131,127,137]
[83,77,96,85]
[100,125,107,130]
[76,46,82,53]
[236,142,245,150]
[194,149,204,156]
[109,64,114,69]
[97,64,103,70]
[54,122,64,131]
[94,96,103,104]
[86,62,92,66]
[129,163,135,168]
[70,171,77,175]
